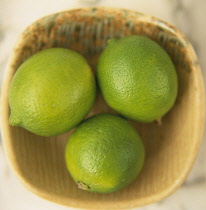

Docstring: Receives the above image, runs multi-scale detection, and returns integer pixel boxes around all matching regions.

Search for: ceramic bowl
[1,7,205,209]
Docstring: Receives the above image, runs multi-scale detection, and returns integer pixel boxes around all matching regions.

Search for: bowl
[1,7,205,209]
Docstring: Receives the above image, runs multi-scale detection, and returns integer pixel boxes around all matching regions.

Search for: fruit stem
[77,181,90,190]
[156,118,162,126]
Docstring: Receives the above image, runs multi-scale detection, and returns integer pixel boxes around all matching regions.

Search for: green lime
[9,48,96,136]
[65,113,145,193]
[97,35,178,122]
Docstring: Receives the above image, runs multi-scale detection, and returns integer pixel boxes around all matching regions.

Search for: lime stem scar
[77,181,90,190]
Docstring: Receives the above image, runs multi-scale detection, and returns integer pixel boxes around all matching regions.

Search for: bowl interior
[1,7,205,209]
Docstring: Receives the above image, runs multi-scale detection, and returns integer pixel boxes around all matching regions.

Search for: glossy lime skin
[9,48,96,136]
[97,35,178,122]
[65,114,145,193]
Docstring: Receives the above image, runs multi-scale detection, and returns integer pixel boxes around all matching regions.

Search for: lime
[97,35,178,122]
[9,48,96,136]
[65,113,145,193]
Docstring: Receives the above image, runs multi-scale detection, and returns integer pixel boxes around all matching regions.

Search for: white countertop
[0,0,206,209]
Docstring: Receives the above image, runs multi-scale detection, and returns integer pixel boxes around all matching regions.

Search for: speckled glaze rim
[1,7,205,209]
[6,6,201,73]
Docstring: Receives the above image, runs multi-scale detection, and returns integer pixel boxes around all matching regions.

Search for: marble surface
[0,0,206,209]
